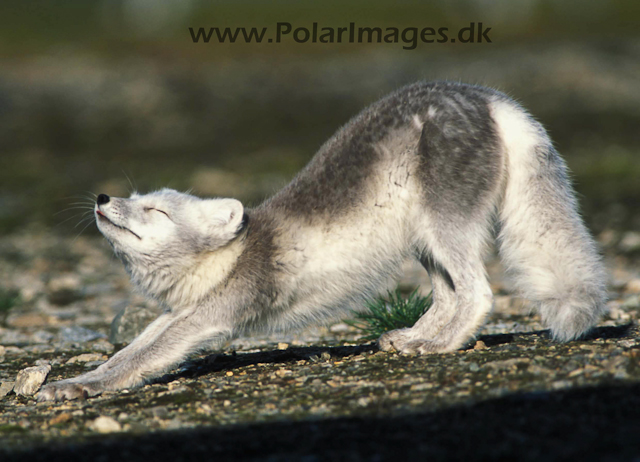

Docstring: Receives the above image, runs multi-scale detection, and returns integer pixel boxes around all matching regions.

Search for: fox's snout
[97,194,110,205]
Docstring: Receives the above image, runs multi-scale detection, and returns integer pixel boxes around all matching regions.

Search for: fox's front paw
[378,328,451,354]
[37,380,104,402]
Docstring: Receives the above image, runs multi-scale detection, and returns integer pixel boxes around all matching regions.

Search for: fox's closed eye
[144,207,170,218]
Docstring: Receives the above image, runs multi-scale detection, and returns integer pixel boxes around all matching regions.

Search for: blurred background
[0,0,639,237]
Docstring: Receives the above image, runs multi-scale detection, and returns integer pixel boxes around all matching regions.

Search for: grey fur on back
[269,82,501,219]
[38,81,607,401]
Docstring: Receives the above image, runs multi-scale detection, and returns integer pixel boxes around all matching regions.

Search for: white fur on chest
[160,240,245,309]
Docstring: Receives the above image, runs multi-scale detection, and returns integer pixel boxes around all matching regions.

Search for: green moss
[0,425,27,434]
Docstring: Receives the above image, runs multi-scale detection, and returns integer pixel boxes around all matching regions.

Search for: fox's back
[265,81,503,223]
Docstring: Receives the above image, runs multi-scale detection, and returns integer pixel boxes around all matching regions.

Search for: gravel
[0,232,639,460]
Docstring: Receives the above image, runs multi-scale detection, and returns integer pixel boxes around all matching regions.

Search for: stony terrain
[0,230,639,460]
[0,4,639,456]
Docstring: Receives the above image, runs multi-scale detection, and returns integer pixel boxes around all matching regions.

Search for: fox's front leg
[38,310,229,401]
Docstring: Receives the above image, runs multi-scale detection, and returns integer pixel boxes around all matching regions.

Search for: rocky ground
[1,230,640,460]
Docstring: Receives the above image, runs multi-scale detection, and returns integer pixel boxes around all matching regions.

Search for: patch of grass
[346,289,432,342]
[0,424,27,434]
[0,288,19,325]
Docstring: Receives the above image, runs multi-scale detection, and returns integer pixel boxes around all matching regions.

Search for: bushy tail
[491,98,607,341]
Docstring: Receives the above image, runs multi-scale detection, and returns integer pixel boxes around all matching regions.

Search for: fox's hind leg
[379,93,502,354]
[490,98,607,340]
[379,220,494,354]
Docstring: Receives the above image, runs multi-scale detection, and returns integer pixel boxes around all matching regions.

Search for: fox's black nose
[97,194,110,205]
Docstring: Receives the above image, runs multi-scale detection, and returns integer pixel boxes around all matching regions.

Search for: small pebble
[47,274,82,306]
[625,278,640,294]
[474,340,488,350]
[65,353,107,365]
[91,339,115,353]
[84,360,107,368]
[151,406,168,419]
[619,232,640,253]
[7,313,50,328]
[89,416,121,434]
[621,296,640,309]
[329,323,352,333]
[49,413,72,426]
[0,381,15,399]
[59,326,105,343]
[14,364,51,396]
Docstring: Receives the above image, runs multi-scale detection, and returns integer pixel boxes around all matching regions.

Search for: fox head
[94,188,245,272]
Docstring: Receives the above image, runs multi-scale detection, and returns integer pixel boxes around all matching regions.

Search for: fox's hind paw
[378,328,453,354]
[378,328,412,352]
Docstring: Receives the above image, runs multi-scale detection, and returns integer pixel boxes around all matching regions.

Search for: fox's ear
[199,198,244,245]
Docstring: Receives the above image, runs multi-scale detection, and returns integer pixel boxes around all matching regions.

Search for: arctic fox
[38,81,606,401]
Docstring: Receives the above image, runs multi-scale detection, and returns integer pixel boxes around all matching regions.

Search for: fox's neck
[130,238,246,309]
